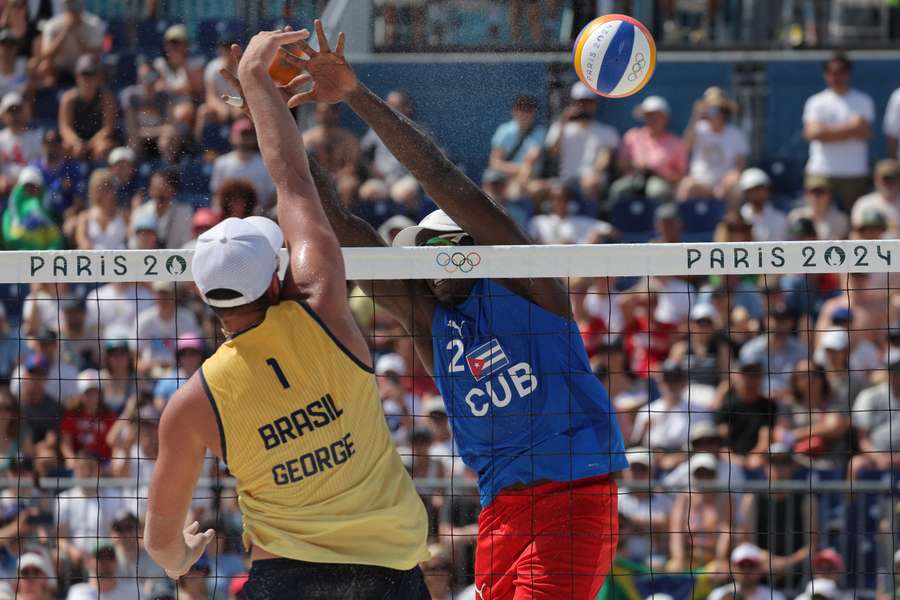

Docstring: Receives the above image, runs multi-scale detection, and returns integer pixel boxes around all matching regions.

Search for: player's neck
[219,308,268,337]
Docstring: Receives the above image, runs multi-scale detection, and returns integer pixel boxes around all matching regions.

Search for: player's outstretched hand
[237,28,310,82]
[285,19,357,108]
[164,521,215,580]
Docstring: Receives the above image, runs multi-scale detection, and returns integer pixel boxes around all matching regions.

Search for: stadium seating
[609,196,659,243]
[678,198,727,242]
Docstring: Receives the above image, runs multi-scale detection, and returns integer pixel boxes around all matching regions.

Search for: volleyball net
[4,240,900,599]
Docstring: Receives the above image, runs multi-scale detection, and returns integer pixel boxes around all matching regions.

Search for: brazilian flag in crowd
[2,179,62,250]
[598,558,717,600]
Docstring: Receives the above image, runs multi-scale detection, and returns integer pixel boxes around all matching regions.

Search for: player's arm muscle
[343,84,569,317]
[238,31,370,365]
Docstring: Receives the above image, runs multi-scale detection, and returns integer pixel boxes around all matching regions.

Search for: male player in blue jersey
[223,21,627,599]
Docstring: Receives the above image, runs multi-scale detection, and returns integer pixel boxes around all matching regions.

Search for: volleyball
[572,14,656,98]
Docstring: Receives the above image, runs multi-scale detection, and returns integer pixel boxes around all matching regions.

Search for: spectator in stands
[13,327,78,402]
[788,175,849,240]
[739,306,806,399]
[0,392,33,474]
[852,159,900,234]
[528,180,610,244]
[33,129,85,223]
[109,511,165,595]
[738,167,787,241]
[662,421,747,489]
[679,87,747,200]
[616,447,672,566]
[211,118,275,210]
[631,360,697,451]
[175,556,211,600]
[97,336,136,415]
[15,551,56,600]
[481,168,531,231]
[0,29,28,98]
[0,91,41,191]
[214,178,257,219]
[65,540,135,600]
[197,34,242,136]
[668,453,732,571]
[183,208,220,249]
[59,296,99,369]
[2,165,61,250]
[0,304,15,383]
[488,95,544,193]
[803,52,875,210]
[653,202,683,243]
[851,207,888,240]
[149,580,176,600]
[107,146,143,207]
[74,168,127,250]
[303,102,360,180]
[130,168,192,249]
[85,281,152,340]
[153,333,204,413]
[850,357,900,475]
[0,0,40,60]
[56,451,125,566]
[716,357,779,469]
[544,82,619,203]
[884,85,900,159]
[107,405,159,518]
[130,213,159,249]
[153,24,203,101]
[816,274,888,373]
[707,544,787,600]
[818,329,867,412]
[157,98,199,164]
[508,0,559,45]
[611,95,687,202]
[361,90,413,184]
[38,0,104,85]
[58,55,117,162]
[136,280,199,377]
[60,369,116,461]
[424,394,456,474]
[121,63,171,159]
[669,303,730,387]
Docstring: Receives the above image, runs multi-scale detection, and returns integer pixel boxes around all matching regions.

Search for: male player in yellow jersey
[143,29,431,599]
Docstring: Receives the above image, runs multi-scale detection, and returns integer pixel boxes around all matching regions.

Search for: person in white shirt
[0,29,28,99]
[135,280,200,377]
[631,360,705,451]
[787,175,849,241]
[38,0,105,82]
[65,541,138,600]
[707,544,787,600]
[129,169,193,249]
[0,91,42,191]
[543,82,619,201]
[851,159,900,235]
[210,118,276,210]
[679,87,748,200]
[738,167,787,241]
[802,52,875,210]
[528,181,610,244]
[85,282,154,335]
[196,35,242,136]
[885,86,900,159]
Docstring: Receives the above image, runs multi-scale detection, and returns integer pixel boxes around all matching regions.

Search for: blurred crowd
[0,0,897,598]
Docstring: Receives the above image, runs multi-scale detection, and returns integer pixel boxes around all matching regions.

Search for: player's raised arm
[237,29,369,361]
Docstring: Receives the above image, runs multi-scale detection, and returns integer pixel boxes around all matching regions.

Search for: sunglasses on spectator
[20,567,45,577]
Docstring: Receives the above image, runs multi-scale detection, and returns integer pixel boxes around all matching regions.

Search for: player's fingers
[272,29,310,46]
[184,521,199,534]
[202,529,216,543]
[285,72,312,90]
[335,32,346,58]
[219,68,243,94]
[287,88,317,109]
[291,39,318,58]
[230,43,243,65]
[315,19,330,53]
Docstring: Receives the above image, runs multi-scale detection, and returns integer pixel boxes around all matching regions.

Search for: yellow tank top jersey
[200,301,429,570]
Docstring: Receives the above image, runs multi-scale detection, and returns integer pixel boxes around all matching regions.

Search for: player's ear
[267,272,281,301]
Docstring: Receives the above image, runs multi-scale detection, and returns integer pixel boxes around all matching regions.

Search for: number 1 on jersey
[266,358,291,389]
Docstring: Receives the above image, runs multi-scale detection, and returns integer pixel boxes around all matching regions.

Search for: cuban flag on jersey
[465,339,510,382]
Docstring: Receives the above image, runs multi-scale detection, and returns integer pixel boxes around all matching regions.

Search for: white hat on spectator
[739,168,771,191]
[689,453,719,475]
[18,551,56,582]
[805,578,838,600]
[375,353,406,377]
[378,215,416,245]
[690,303,718,323]
[18,165,44,188]
[731,543,764,565]
[424,395,447,415]
[77,368,101,394]
[689,421,721,443]
[108,146,136,165]
[0,90,23,114]
[626,446,653,467]
[570,82,596,101]
[633,96,670,119]
[820,329,849,352]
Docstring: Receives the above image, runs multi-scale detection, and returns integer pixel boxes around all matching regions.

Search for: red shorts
[474,476,618,600]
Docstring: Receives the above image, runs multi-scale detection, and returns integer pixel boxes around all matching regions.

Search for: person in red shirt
[60,368,117,461]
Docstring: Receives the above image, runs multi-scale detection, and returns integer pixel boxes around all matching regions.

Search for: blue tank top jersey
[431,279,628,506]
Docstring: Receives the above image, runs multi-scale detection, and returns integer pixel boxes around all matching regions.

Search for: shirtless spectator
[38,0,104,85]
[303,102,360,179]
[58,55,117,162]
[121,63,171,159]
[679,87,747,200]
[851,160,900,235]
[611,95,687,202]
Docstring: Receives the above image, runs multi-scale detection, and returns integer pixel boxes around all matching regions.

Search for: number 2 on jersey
[266,358,291,389]
[446,340,465,373]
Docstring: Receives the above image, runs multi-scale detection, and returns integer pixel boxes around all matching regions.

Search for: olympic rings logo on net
[626,52,646,82]
[436,251,482,273]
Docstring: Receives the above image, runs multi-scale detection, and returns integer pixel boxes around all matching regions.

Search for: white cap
[805,578,838,600]
[424,395,447,414]
[689,420,721,442]
[375,352,406,377]
[690,452,719,474]
[18,165,44,188]
[570,81,596,101]
[626,446,652,467]
[77,368,101,394]
[731,543,764,565]
[0,90,23,114]
[634,95,670,119]
[378,215,416,244]
[392,209,464,248]
[108,146,136,165]
[739,168,772,191]
[243,216,284,255]
[18,551,55,580]
[820,329,849,352]
[193,217,281,308]
[690,303,718,322]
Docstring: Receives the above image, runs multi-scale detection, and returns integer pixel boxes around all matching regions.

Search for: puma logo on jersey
[447,319,465,337]
[465,339,509,381]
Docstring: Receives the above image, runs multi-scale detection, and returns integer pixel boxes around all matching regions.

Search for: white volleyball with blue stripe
[573,14,656,98]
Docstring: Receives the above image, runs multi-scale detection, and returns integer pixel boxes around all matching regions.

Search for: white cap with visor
[193,217,283,308]
[392,209,464,248]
